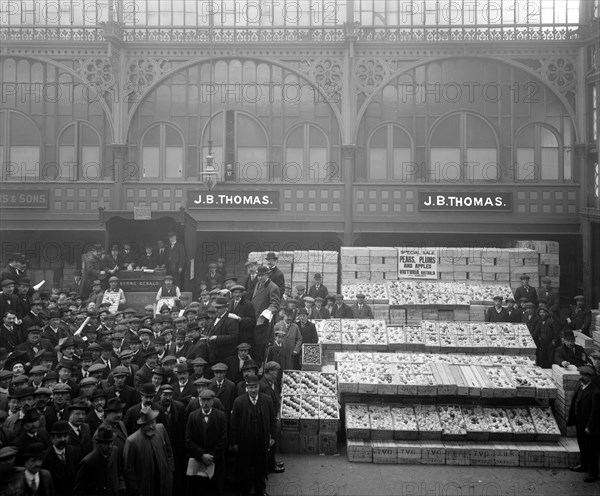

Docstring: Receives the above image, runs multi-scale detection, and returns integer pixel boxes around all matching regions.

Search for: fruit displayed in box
[505,408,536,435]
[316,320,341,344]
[484,408,513,434]
[342,283,389,302]
[415,405,442,432]
[437,405,467,436]
[281,395,302,419]
[529,407,561,435]
[369,406,394,431]
[282,371,303,395]
[300,395,320,418]
[461,406,489,433]
[300,372,321,393]
[318,373,338,395]
[390,406,418,431]
[319,396,340,420]
[346,404,370,429]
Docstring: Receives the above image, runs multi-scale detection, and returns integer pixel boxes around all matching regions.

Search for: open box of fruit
[437,404,467,440]
[505,407,537,442]
[391,406,419,440]
[529,407,561,442]
[461,406,490,441]
[484,407,514,441]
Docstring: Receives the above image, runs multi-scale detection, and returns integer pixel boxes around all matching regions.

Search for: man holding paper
[185,389,227,495]
[251,266,280,366]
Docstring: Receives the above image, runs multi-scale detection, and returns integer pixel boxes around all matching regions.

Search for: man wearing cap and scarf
[73,423,120,496]
[231,374,276,496]
[185,389,228,496]
[567,365,600,483]
[42,420,79,495]
[124,407,174,496]
[554,330,591,368]
[567,295,593,337]
[166,231,186,288]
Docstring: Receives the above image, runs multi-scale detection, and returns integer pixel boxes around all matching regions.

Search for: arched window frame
[514,122,567,182]
[428,111,500,183]
[283,122,332,182]
[200,110,269,182]
[140,121,186,181]
[56,120,102,181]
[366,122,414,181]
[0,109,42,182]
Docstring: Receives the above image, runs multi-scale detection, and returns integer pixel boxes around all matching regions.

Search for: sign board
[133,206,152,220]
[187,191,280,210]
[101,291,121,313]
[398,247,438,279]
[0,189,49,209]
[418,193,513,212]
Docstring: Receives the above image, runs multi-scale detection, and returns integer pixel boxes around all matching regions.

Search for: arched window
[367,124,413,181]
[284,123,332,182]
[57,121,101,181]
[201,111,268,182]
[141,122,184,180]
[515,124,565,181]
[429,113,499,182]
[0,110,41,181]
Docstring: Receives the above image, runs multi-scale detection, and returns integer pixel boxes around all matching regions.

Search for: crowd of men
[0,250,599,492]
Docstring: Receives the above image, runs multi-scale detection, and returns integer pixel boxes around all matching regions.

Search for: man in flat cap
[351,293,374,319]
[1,253,27,286]
[185,389,228,495]
[124,407,174,496]
[513,274,538,307]
[66,399,93,459]
[567,365,600,483]
[209,363,235,421]
[331,294,353,319]
[555,330,591,368]
[224,343,253,385]
[567,295,592,337]
[260,361,285,474]
[230,374,276,496]
[228,284,257,347]
[106,365,140,410]
[538,276,559,314]
[532,304,561,368]
[15,326,53,366]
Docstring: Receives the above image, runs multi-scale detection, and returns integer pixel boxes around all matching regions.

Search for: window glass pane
[285,147,304,170]
[237,115,266,146]
[142,147,160,178]
[541,148,559,180]
[10,113,39,145]
[58,145,76,180]
[392,148,412,180]
[431,115,460,147]
[286,127,304,147]
[516,148,535,181]
[165,147,183,178]
[393,127,411,148]
[516,126,534,145]
[466,116,496,147]
[466,148,498,181]
[80,124,99,145]
[430,148,461,181]
[238,148,268,181]
[310,127,327,147]
[369,148,387,179]
[59,124,75,145]
[540,127,558,147]
[81,146,101,180]
[143,126,160,146]
[309,148,327,181]
[9,146,39,181]
[369,127,387,147]
[165,126,182,146]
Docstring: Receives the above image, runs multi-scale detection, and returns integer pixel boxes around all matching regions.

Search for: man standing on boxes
[230,374,276,496]
[351,293,374,319]
[251,266,280,367]
[485,296,508,323]
[567,295,592,337]
[265,253,285,296]
[513,274,538,307]
[567,365,600,483]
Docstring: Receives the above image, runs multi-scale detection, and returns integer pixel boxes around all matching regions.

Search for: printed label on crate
[398,248,438,279]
